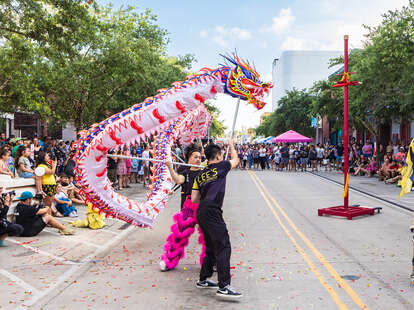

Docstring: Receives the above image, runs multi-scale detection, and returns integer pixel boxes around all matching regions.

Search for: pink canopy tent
[271,130,312,143]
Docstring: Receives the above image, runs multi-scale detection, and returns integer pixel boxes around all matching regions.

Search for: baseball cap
[17,191,34,200]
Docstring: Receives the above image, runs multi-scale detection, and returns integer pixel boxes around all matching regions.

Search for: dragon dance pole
[225,97,241,159]
[344,35,349,209]
[107,154,204,168]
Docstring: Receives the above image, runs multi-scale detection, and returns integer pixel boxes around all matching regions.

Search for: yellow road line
[248,171,348,310]
[250,171,369,310]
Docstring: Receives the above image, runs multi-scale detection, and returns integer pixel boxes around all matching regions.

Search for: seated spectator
[353,155,369,176]
[365,156,378,177]
[15,191,74,236]
[0,188,23,246]
[394,147,406,162]
[378,159,392,181]
[59,174,86,205]
[0,148,14,178]
[54,184,77,217]
[388,159,402,179]
[15,146,35,178]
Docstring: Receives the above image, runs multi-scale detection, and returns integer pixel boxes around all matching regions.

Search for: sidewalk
[311,170,414,209]
[0,182,148,309]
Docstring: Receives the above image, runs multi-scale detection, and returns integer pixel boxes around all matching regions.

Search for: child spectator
[124,147,131,188]
[116,149,127,190]
[15,146,35,178]
[54,184,77,217]
[0,148,14,177]
[130,149,139,183]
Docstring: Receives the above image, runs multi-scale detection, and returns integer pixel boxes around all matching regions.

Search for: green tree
[203,101,226,138]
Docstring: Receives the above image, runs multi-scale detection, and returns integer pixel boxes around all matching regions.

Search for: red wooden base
[318,205,375,220]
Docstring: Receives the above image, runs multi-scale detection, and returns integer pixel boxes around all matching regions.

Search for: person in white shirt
[141,144,151,187]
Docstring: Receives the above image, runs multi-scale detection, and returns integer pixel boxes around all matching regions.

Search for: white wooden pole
[225,97,241,159]
[107,154,204,168]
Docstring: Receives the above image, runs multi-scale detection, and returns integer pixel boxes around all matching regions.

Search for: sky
[102,0,409,133]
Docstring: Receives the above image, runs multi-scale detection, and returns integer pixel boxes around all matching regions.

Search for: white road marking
[7,238,75,264]
[0,269,40,295]
[15,225,135,309]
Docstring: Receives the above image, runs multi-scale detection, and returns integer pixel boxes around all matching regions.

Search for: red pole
[343,35,349,209]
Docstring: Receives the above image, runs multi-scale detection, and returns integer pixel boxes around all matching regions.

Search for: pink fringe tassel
[160,199,206,270]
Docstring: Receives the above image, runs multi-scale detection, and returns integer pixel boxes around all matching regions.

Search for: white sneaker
[159,260,168,271]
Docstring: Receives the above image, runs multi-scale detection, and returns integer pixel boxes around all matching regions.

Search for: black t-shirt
[280,147,289,158]
[64,158,76,177]
[15,203,42,232]
[107,151,117,170]
[337,146,344,156]
[193,160,232,208]
[177,166,200,208]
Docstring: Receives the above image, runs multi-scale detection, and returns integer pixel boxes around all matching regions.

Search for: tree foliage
[0,1,195,132]
[259,1,414,144]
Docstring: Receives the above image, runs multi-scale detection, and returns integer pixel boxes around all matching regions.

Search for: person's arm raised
[228,139,239,169]
[165,161,185,185]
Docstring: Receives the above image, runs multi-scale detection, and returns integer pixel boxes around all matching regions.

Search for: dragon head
[221,54,272,110]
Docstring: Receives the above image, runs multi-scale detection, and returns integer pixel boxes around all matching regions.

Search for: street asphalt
[1,170,414,310]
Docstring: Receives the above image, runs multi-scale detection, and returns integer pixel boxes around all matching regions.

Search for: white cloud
[211,25,253,47]
[281,36,307,50]
[200,30,208,39]
[264,8,295,35]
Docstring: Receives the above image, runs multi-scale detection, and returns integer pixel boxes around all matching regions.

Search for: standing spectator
[377,144,385,167]
[386,141,394,156]
[336,143,344,171]
[362,140,373,159]
[63,150,76,182]
[309,145,318,172]
[124,147,131,188]
[142,144,151,187]
[0,148,14,178]
[36,152,60,215]
[259,145,266,170]
[116,149,127,190]
[107,150,117,186]
[0,133,6,146]
[15,146,35,178]
[316,144,324,168]
[130,149,139,183]
[280,144,289,170]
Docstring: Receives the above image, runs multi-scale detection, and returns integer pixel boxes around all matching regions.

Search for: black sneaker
[196,279,218,289]
[216,285,243,299]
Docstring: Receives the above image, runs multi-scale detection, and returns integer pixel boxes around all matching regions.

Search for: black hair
[36,151,51,167]
[184,143,201,162]
[204,143,222,161]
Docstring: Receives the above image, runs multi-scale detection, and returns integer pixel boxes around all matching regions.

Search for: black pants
[260,157,266,170]
[196,200,231,288]
[0,222,24,237]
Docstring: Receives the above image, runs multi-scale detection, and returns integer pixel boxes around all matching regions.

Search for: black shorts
[21,218,47,237]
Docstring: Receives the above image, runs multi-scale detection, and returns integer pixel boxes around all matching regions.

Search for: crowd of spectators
[234,140,410,187]
[0,134,156,244]
[1,132,410,245]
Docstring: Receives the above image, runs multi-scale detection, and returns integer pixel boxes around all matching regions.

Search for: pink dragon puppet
[74,54,271,267]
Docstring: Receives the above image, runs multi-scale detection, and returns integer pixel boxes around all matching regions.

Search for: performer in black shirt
[191,140,242,299]
[160,144,205,271]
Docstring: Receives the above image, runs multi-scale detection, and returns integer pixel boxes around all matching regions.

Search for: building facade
[272,51,342,111]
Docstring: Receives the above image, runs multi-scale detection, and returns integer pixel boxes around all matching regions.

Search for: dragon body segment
[74,55,271,227]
